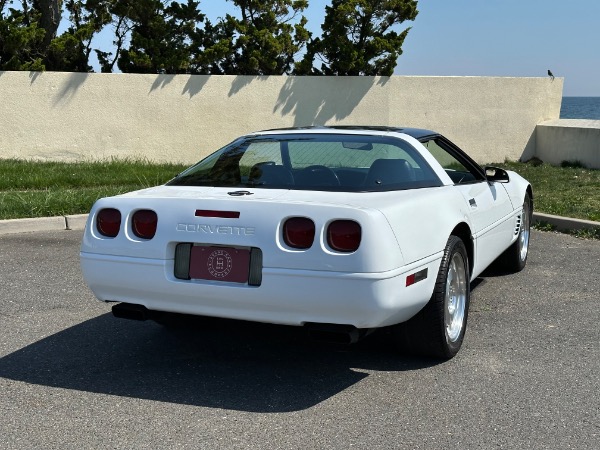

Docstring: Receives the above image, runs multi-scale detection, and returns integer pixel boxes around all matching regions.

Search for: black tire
[393,236,470,359]
[494,191,532,272]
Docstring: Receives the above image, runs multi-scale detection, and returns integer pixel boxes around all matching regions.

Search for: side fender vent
[514,214,522,236]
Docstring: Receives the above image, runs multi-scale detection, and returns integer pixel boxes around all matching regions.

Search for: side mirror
[485,166,510,183]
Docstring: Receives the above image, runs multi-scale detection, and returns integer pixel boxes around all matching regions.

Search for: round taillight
[96,208,121,237]
[327,220,361,252]
[283,217,315,249]
[132,209,158,239]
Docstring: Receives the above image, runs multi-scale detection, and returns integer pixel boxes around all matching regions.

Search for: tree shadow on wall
[150,74,177,93]
[53,72,89,106]
[228,75,269,97]
[29,71,42,83]
[148,74,210,98]
[182,75,210,98]
[0,313,439,413]
[150,74,255,98]
[274,76,389,127]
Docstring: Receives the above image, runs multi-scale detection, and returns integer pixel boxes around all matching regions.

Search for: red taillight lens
[132,209,158,239]
[327,220,361,252]
[283,217,315,249]
[97,208,121,237]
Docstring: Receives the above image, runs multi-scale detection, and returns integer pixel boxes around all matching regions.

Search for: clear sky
[200,0,599,96]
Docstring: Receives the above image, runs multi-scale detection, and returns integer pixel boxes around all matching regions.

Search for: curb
[65,214,89,231]
[0,214,88,236]
[532,212,600,232]
[0,212,598,237]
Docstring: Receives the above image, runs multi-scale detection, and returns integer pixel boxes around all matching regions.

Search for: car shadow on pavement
[0,313,441,412]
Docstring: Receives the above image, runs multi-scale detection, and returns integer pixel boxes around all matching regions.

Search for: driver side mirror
[485,166,510,183]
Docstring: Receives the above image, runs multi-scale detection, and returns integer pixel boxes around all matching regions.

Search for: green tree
[46,1,102,72]
[217,0,310,75]
[118,0,311,76]
[2,0,419,76]
[86,0,136,73]
[0,0,102,71]
[296,0,418,76]
[35,0,61,49]
[187,15,235,74]
[117,0,205,74]
[1,1,50,70]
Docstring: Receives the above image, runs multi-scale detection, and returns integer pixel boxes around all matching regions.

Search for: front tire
[394,236,470,359]
[495,191,532,272]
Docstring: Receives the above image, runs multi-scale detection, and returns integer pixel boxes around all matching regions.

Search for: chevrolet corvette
[80,126,532,358]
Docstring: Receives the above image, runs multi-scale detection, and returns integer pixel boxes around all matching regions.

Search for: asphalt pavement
[0,229,598,449]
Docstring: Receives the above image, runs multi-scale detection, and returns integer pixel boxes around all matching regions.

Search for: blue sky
[198,0,599,96]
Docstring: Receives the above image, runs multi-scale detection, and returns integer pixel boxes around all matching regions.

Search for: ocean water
[560,97,600,120]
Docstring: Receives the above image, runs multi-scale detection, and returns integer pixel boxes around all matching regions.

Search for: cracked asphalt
[0,230,598,449]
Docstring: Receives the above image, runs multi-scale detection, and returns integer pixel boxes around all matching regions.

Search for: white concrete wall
[536,119,600,169]
[0,71,563,164]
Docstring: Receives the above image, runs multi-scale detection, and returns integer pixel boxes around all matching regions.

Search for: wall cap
[538,119,600,128]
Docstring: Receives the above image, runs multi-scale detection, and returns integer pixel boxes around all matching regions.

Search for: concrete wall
[536,119,600,169]
[0,71,563,164]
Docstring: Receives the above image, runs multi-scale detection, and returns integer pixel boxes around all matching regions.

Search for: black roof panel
[259,125,438,140]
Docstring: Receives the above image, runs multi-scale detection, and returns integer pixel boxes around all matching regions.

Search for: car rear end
[80,186,441,329]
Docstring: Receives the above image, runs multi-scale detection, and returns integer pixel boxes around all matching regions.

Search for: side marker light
[406,268,428,287]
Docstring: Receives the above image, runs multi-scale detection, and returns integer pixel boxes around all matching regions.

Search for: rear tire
[393,236,470,359]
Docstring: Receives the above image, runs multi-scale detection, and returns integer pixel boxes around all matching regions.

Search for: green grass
[0,159,187,220]
[1,159,599,234]
[495,161,600,222]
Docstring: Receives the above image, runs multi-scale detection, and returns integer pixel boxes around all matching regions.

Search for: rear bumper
[80,252,442,329]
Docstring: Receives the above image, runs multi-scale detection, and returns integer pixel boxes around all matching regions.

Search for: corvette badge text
[176,223,256,235]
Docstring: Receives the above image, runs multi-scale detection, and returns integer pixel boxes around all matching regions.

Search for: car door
[421,137,515,276]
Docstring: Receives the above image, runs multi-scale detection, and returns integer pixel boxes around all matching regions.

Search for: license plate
[189,246,250,283]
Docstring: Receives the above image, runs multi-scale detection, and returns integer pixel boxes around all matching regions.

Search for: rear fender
[376,186,473,266]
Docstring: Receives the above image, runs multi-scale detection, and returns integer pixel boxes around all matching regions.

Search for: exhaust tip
[112,303,150,321]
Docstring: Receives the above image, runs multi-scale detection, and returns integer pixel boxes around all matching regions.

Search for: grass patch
[1,159,599,237]
[532,221,556,232]
[568,227,600,240]
[0,159,187,220]
[495,161,600,222]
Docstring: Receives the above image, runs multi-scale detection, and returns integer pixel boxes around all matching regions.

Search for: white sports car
[80,126,532,359]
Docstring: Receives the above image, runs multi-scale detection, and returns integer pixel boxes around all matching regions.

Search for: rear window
[168,134,442,192]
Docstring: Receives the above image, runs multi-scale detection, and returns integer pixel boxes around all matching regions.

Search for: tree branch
[33,0,62,49]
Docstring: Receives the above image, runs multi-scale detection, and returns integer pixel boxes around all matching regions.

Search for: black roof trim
[258,125,439,140]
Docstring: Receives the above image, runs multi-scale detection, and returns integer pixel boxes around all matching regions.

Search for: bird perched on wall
[548,69,555,81]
